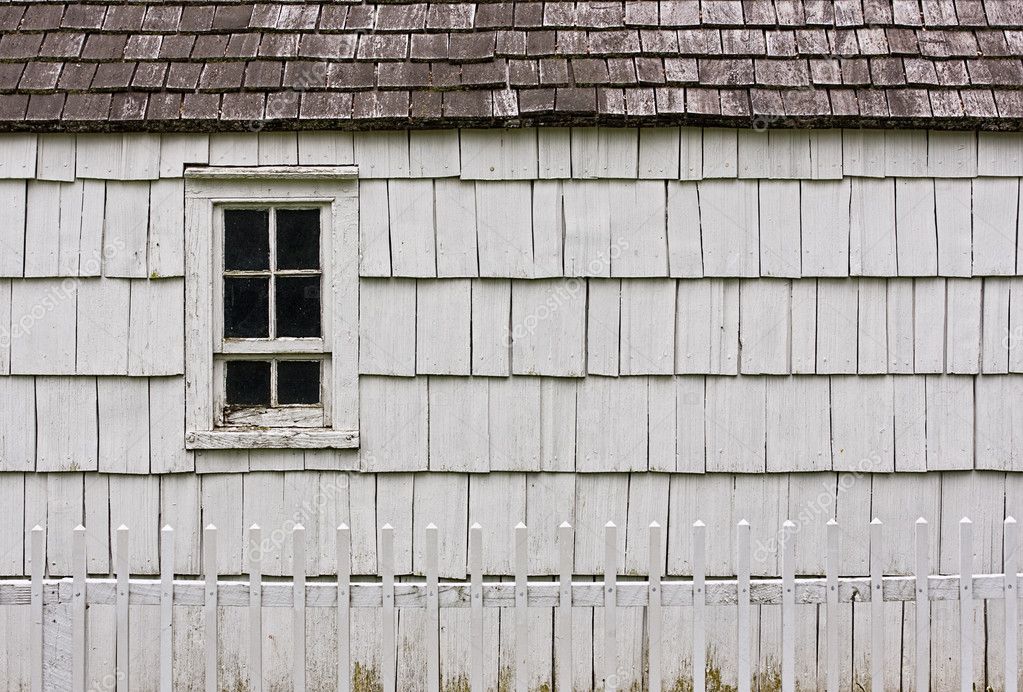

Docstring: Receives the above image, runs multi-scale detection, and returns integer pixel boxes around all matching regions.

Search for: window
[184,167,359,449]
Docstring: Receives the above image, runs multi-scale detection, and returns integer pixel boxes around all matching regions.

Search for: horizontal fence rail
[16,517,1023,692]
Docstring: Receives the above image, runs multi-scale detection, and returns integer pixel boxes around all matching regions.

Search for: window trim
[183,165,359,450]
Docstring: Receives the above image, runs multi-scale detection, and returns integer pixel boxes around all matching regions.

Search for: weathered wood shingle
[1,1,1021,132]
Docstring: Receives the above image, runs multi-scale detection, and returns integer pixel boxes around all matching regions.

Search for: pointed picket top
[161,524,173,533]
[649,520,661,529]
[426,523,437,530]
[337,522,349,531]
[293,523,305,532]
[871,517,883,525]
[605,521,616,528]
[381,523,393,531]
[559,521,572,529]
[693,520,705,528]
[470,522,482,530]
[826,518,838,526]
[916,517,928,525]
[117,524,129,532]
[31,524,42,532]
[249,523,260,531]
[74,524,86,532]
[1007,516,1018,525]
[738,518,750,527]
[782,520,796,529]
[205,523,217,531]
[516,521,527,529]
[960,516,973,525]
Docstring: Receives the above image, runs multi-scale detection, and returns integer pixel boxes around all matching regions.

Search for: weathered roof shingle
[1,0,1022,131]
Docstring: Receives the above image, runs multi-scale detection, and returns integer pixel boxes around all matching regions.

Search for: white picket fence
[14,516,1022,692]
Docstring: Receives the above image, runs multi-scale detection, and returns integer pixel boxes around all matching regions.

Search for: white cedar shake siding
[0,128,1022,688]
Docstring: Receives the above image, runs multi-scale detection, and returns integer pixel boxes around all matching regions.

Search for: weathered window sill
[186,429,359,450]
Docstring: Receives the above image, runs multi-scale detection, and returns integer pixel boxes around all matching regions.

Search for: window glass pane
[276,209,320,270]
[224,277,269,338]
[277,360,321,405]
[224,209,270,271]
[225,360,271,406]
[275,276,320,337]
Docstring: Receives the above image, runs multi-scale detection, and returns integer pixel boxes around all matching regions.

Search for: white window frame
[184,166,359,450]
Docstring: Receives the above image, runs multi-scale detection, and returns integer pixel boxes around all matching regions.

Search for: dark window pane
[275,276,320,337]
[277,360,321,405]
[224,209,270,271]
[225,360,271,406]
[276,209,320,270]
[224,277,269,338]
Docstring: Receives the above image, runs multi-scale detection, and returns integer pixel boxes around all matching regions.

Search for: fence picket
[249,525,263,692]
[647,522,662,692]
[557,521,572,692]
[736,520,751,692]
[515,522,529,692]
[959,517,973,692]
[869,518,884,692]
[18,517,1023,691]
[1006,517,1018,692]
[692,520,705,692]
[1006,515,1014,692]
[469,523,483,692]
[116,525,129,692]
[781,520,795,692]
[293,524,306,692]
[915,518,930,692]
[203,524,218,692]
[826,519,839,692]
[604,521,618,691]
[30,525,43,692]
[381,524,396,692]
[337,524,351,692]
[159,525,174,692]
[72,525,87,692]
[425,524,440,692]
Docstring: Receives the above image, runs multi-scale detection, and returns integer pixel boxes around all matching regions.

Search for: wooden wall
[0,126,1021,689]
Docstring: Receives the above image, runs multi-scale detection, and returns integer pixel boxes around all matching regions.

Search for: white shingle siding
[0,126,1019,613]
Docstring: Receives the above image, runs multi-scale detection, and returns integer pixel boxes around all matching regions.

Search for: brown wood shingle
[0,0,1020,131]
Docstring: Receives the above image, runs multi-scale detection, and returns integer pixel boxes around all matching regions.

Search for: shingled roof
[1,0,1022,132]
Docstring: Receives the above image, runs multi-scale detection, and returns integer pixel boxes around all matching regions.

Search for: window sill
[186,429,359,450]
